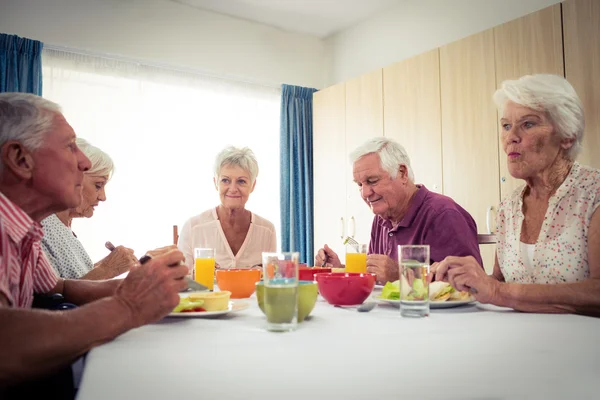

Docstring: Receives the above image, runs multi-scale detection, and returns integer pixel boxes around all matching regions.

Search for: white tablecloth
[76,297,600,400]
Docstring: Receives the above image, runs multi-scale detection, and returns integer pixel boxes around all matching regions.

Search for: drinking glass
[398,245,430,317]
[194,248,215,291]
[345,244,367,273]
[262,252,299,332]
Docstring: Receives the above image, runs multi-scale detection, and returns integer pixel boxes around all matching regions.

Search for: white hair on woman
[493,74,585,160]
[0,93,62,172]
[349,137,415,182]
[214,146,259,183]
[76,138,114,179]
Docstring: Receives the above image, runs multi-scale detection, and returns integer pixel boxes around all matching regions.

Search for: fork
[343,236,360,252]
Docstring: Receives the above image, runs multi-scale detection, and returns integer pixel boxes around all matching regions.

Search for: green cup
[256,280,318,322]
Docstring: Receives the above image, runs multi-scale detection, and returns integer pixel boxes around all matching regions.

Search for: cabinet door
[563,0,600,169]
[494,4,564,199]
[345,69,384,247]
[440,30,500,273]
[383,49,443,193]
[313,83,347,262]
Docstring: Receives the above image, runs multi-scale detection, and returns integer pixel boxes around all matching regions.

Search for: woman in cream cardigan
[178,146,276,271]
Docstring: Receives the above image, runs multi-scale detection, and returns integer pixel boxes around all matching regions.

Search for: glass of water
[398,245,430,317]
[262,252,299,332]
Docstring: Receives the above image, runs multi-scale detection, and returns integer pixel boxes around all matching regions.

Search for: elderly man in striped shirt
[0,93,188,393]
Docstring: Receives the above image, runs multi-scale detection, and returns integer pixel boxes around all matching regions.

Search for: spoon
[357,297,377,312]
[335,297,377,312]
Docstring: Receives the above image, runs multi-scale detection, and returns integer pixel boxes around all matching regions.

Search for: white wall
[325,0,563,85]
[0,0,327,88]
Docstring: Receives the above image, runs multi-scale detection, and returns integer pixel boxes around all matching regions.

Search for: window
[43,49,281,262]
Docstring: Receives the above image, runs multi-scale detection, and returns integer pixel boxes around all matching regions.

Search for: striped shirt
[0,191,59,308]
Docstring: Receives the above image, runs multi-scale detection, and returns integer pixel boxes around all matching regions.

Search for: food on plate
[429,281,472,302]
[449,290,472,301]
[381,280,400,300]
[380,279,471,302]
[381,275,427,301]
[173,298,205,313]
[186,290,231,311]
[429,281,454,301]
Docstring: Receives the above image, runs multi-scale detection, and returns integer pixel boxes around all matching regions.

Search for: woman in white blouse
[178,146,277,271]
[433,74,600,316]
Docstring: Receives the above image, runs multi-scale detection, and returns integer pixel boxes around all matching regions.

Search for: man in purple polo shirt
[315,137,482,284]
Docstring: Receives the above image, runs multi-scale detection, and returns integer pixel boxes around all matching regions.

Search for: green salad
[380,277,428,301]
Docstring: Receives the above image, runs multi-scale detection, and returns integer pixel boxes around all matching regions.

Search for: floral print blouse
[496,162,600,284]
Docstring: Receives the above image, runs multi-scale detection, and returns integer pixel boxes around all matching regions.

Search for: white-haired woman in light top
[433,74,600,316]
[41,138,138,280]
[178,146,277,271]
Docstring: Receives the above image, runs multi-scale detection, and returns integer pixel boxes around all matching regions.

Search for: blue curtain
[280,84,318,264]
[0,33,43,94]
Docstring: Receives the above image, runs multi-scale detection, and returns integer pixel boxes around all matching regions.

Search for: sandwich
[429,281,455,302]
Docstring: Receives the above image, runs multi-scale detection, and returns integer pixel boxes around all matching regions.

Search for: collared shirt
[0,192,58,308]
[369,185,483,266]
[497,162,600,283]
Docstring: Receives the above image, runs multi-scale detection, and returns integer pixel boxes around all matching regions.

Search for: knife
[106,243,209,292]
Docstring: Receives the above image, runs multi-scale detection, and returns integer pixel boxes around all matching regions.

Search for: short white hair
[493,74,584,160]
[0,93,62,173]
[349,137,415,182]
[214,146,259,183]
[76,138,114,179]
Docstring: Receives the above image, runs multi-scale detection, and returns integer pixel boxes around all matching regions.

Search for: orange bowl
[215,269,262,298]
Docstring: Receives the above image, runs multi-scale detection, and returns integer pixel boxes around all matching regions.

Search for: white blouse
[178,207,277,271]
[41,214,94,279]
[496,162,600,284]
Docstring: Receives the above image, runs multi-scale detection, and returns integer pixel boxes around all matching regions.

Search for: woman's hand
[96,246,137,278]
[432,256,500,304]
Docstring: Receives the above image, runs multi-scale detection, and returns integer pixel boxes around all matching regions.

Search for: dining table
[76,292,600,400]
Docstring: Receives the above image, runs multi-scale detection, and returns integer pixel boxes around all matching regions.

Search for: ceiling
[171,0,403,38]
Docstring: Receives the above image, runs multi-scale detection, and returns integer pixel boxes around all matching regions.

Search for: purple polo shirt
[369,185,483,266]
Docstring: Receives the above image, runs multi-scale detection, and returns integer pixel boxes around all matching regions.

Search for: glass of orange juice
[194,248,215,291]
[345,244,367,273]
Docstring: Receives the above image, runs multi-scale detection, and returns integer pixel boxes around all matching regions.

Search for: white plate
[166,300,249,318]
[375,297,475,309]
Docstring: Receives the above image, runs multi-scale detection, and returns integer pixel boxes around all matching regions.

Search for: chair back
[477,234,497,245]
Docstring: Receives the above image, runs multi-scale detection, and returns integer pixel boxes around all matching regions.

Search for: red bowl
[298,266,332,281]
[315,272,376,306]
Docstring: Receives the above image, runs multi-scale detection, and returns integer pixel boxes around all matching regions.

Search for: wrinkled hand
[315,244,342,268]
[144,245,178,258]
[432,256,499,304]
[98,246,137,278]
[366,254,399,285]
[114,249,188,327]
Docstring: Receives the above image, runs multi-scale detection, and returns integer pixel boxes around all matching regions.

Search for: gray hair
[214,146,259,183]
[493,74,584,160]
[0,93,62,172]
[76,138,114,179]
[349,137,415,182]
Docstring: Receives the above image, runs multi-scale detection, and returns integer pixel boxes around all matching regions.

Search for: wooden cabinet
[563,0,600,169]
[494,4,564,199]
[313,0,600,272]
[313,83,346,261]
[344,69,384,248]
[383,49,443,193]
[440,29,500,273]
[312,71,383,263]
